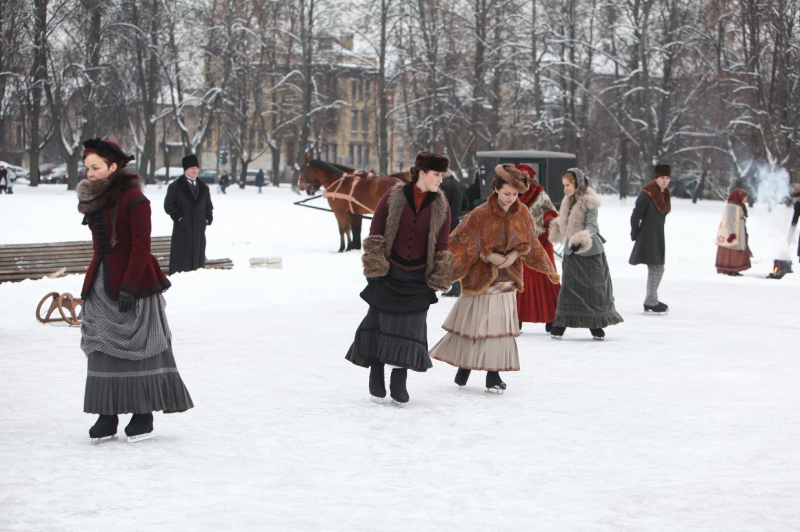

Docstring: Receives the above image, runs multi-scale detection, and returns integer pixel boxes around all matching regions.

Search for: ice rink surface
[1,183,799,531]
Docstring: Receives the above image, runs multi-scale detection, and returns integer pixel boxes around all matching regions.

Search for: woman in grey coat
[629,165,671,313]
[548,169,623,340]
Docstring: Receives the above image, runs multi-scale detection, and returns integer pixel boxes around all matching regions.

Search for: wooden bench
[0,236,233,284]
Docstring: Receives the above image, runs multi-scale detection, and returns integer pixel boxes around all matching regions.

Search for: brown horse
[300,158,410,252]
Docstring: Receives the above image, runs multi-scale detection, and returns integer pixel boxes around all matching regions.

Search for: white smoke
[754,162,791,211]
[748,162,794,261]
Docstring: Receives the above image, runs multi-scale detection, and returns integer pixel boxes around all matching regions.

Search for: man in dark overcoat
[439,170,470,297]
[630,164,671,313]
[165,154,214,274]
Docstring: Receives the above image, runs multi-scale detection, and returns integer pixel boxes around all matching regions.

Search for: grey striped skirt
[553,252,624,329]
[82,268,193,415]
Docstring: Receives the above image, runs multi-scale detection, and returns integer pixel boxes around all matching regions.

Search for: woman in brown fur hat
[345,151,453,405]
[77,138,193,443]
[548,168,623,339]
[429,165,559,393]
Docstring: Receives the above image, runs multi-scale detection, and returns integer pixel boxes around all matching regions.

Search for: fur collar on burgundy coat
[449,193,559,296]
[77,170,144,214]
[642,180,671,214]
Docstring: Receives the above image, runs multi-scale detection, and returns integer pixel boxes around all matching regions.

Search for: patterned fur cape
[450,193,560,296]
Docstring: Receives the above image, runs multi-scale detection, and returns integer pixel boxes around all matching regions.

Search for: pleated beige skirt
[429,283,520,371]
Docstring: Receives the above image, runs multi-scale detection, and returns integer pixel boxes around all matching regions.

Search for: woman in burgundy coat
[346,152,453,405]
[514,164,560,332]
[77,138,193,443]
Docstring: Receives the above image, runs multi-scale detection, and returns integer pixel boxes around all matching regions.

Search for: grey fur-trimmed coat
[548,187,606,257]
[361,183,453,291]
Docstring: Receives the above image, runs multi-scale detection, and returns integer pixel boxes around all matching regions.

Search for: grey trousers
[645,264,665,306]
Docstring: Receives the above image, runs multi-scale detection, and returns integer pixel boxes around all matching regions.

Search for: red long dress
[516,183,561,324]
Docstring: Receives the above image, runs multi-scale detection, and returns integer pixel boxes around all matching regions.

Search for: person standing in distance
[629,164,671,313]
[255,168,265,194]
[164,154,214,274]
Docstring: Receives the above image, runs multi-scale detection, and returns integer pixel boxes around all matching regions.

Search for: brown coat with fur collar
[362,182,452,291]
[450,193,559,296]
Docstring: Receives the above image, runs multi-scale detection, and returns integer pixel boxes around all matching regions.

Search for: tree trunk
[28,0,49,187]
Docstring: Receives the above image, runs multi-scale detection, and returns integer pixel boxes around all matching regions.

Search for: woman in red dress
[515,164,560,332]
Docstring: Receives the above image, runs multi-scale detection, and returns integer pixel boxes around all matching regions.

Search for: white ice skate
[127,432,154,443]
[90,435,118,444]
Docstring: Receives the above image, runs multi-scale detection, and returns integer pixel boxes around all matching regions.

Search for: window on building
[350,110,358,134]
[349,144,355,166]
[363,145,370,169]
[362,111,369,135]
[365,80,371,100]
[206,134,213,150]
[324,143,337,163]
[351,80,357,100]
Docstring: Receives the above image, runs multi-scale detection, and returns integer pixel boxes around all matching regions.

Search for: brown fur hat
[654,164,671,178]
[414,151,449,173]
[495,164,531,193]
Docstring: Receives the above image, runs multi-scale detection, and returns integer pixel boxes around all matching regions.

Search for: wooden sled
[36,292,83,326]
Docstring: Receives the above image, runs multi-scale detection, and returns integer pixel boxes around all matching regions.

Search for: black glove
[570,243,580,253]
[118,290,135,313]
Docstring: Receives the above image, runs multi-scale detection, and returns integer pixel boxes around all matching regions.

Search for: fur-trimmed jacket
[77,170,170,300]
[362,182,453,291]
[548,187,606,256]
[449,193,559,296]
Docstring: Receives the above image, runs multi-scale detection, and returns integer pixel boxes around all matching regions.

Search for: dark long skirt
[85,348,194,415]
[345,265,435,372]
[553,252,623,329]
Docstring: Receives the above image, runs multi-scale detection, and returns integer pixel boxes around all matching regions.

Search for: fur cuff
[362,235,389,278]
[569,230,593,254]
[427,250,453,291]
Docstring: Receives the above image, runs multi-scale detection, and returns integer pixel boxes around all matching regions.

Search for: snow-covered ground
[1,183,799,531]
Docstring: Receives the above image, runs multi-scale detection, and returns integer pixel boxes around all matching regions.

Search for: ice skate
[485,371,506,394]
[644,302,668,314]
[89,414,118,442]
[389,368,409,405]
[454,368,471,387]
[550,326,566,339]
[369,361,386,403]
[125,413,154,443]
[590,328,605,340]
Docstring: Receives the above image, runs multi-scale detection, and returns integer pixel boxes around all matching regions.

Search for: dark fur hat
[494,164,531,193]
[654,164,671,178]
[182,154,200,170]
[414,151,449,173]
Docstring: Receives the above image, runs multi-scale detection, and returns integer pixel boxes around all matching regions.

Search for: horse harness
[322,172,403,214]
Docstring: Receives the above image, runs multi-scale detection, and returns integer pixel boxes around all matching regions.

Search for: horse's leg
[344,215,354,251]
[334,208,347,253]
[349,215,363,250]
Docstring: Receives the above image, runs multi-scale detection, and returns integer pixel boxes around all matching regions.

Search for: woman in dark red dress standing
[514,164,560,332]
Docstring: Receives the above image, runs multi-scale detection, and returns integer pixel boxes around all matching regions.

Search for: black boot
[486,371,506,394]
[369,360,386,401]
[550,326,566,338]
[389,368,409,404]
[590,328,605,340]
[125,413,154,442]
[644,302,669,313]
[89,414,118,441]
[545,322,552,333]
[454,368,471,386]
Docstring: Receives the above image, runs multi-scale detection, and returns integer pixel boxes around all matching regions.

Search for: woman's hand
[484,253,506,266]
[497,251,519,269]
